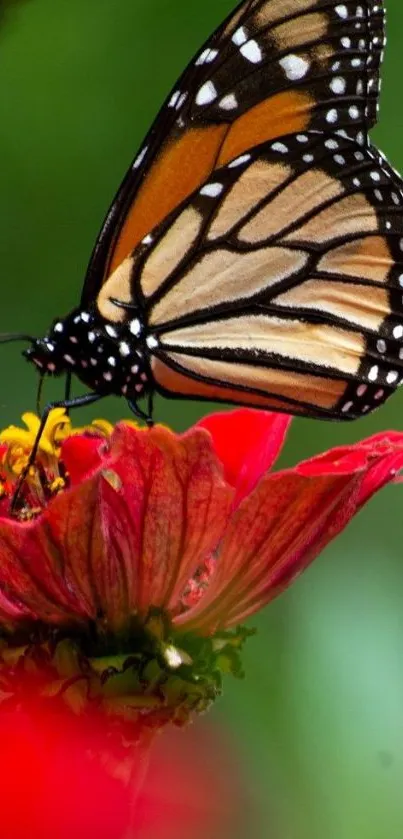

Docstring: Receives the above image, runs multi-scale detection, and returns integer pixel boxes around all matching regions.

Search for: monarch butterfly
[6,0,403,431]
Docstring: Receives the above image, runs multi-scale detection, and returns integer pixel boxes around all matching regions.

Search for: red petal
[0,515,89,625]
[198,409,291,502]
[179,432,403,633]
[102,424,233,617]
[61,433,108,484]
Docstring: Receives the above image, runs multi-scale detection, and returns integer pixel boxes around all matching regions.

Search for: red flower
[0,407,402,726]
[0,408,402,837]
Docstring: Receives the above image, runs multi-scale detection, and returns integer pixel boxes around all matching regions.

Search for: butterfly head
[23,307,152,399]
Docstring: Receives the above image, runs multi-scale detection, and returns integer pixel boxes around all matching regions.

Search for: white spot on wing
[219,93,238,111]
[232,26,247,46]
[279,54,309,80]
[133,146,148,169]
[196,80,217,106]
[228,153,252,168]
[240,40,263,64]
[200,182,224,197]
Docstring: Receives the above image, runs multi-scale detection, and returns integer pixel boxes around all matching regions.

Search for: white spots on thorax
[146,335,159,350]
[330,77,346,95]
[130,318,142,337]
[240,40,263,64]
[228,153,252,168]
[105,324,118,338]
[326,108,338,124]
[387,370,399,385]
[279,54,309,81]
[196,80,217,106]
[200,182,224,197]
[271,141,288,154]
[133,146,148,169]
[195,47,218,66]
[219,93,238,111]
[119,341,131,357]
[349,105,360,120]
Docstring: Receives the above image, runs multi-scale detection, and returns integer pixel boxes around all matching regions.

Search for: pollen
[0,410,114,520]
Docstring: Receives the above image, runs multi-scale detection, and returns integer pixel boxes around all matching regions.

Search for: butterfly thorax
[24,307,151,398]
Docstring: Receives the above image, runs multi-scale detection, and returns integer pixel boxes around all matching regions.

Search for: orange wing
[103,130,403,420]
[82,0,385,304]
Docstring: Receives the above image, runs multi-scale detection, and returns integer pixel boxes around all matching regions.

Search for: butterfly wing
[82,0,385,304]
[111,131,403,420]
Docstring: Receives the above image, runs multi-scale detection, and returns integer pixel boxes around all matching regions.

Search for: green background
[1,1,403,836]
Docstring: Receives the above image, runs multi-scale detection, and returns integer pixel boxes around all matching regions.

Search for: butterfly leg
[64,371,73,402]
[127,396,154,428]
[11,391,103,513]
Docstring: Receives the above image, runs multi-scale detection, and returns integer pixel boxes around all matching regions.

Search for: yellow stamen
[49,477,66,494]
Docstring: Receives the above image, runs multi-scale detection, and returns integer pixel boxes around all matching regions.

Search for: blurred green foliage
[1,1,403,837]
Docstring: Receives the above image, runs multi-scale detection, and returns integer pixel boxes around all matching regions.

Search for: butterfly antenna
[0,333,35,344]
